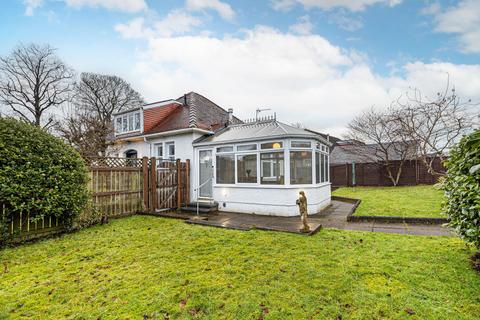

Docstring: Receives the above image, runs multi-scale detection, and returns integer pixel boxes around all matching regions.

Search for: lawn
[333,185,445,218]
[1,216,479,319]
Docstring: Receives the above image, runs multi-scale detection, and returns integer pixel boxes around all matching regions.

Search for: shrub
[442,129,480,249]
[0,118,89,242]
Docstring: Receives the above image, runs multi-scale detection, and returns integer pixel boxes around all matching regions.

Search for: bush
[442,129,480,249]
[0,118,89,239]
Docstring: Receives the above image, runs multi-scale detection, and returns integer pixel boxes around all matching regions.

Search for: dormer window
[116,111,141,134]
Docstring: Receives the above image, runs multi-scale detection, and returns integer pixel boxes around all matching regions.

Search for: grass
[1,216,479,319]
[333,185,446,218]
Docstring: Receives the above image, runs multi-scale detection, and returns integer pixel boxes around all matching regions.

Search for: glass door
[199,150,213,198]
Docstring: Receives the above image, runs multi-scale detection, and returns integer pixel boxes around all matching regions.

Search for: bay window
[260,152,284,184]
[290,151,312,184]
[315,151,320,183]
[237,154,257,183]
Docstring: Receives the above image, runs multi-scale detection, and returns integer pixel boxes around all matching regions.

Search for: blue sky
[1,0,479,135]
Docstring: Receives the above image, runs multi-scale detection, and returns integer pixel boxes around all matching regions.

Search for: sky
[0,0,479,136]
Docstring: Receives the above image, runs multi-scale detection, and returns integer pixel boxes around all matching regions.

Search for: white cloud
[115,10,202,39]
[65,0,147,12]
[186,0,235,21]
[23,0,43,16]
[328,9,363,31]
[289,15,313,35]
[428,0,480,53]
[271,0,402,12]
[120,26,480,136]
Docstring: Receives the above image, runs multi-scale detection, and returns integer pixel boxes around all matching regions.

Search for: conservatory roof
[193,120,332,146]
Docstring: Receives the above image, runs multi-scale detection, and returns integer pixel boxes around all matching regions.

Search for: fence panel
[87,157,144,218]
[3,157,190,242]
[331,158,444,187]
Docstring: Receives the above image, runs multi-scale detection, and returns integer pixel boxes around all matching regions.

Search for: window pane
[321,154,326,183]
[217,146,233,153]
[315,152,320,184]
[156,144,163,158]
[261,142,283,150]
[216,154,235,184]
[128,114,133,131]
[290,151,312,184]
[237,154,257,183]
[324,155,330,182]
[134,113,141,130]
[116,117,122,132]
[260,152,284,184]
[166,142,175,160]
[122,116,128,131]
[291,141,311,148]
[237,144,257,151]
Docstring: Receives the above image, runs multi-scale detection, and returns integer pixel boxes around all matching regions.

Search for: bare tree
[0,43,74,128]
[74,72,144,123]
[56,110,114,158]
[347,107,417,186]
[57,73,143,156]
[394,81,477,176]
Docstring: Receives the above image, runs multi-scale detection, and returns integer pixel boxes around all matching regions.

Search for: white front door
[199,150,213,198]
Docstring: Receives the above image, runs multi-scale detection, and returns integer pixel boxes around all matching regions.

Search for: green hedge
[0,118,89,243]
[442,129,480,249]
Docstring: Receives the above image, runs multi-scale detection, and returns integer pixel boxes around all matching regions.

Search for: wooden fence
[3,157,190,243]
[330,158,445,187]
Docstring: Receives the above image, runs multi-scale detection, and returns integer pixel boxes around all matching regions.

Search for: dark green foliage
[0,118,89,243]
[442,129,480,248]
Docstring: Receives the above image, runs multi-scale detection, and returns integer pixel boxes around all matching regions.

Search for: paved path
[177,200,454,236]
[309,200,453,236]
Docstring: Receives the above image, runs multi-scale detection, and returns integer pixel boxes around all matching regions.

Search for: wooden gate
[147,157,190,212]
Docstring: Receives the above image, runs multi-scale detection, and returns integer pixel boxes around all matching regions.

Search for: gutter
[193,133,333,147]
[142,128,213,140]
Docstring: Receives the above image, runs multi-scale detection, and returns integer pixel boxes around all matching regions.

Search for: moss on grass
[0,216,478,319]
[333,185,445,218]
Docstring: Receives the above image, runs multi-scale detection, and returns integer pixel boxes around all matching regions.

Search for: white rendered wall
[212,184,331,216]
[115,131,203,161]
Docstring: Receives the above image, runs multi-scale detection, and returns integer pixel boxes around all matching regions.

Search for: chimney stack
[228,108,233,123]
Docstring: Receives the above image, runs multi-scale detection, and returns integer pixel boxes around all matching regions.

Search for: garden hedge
[442,129,480,249]
[0,118,89,242]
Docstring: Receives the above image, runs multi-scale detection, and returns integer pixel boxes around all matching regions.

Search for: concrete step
[181,202,219,214]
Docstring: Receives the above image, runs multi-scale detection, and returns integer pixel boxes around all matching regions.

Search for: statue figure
[296,191,310,232]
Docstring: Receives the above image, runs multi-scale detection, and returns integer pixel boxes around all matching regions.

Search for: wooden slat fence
[87,158,144,218]
[2,156,190,243]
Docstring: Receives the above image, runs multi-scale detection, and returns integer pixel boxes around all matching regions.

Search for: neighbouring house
[113,92,332,216]
[329,140,444,186]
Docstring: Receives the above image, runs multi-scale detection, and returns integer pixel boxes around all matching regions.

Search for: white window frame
[165,141,175,161]
[236,153,258,184]
[115,111,142,135]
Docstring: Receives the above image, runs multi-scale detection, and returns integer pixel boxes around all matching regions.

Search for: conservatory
[192,119,332,216]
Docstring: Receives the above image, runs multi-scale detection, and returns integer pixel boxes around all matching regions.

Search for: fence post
[176,159,182,211]
[185,159,190,205]
[150,157,157,212]
[142,157,149,211]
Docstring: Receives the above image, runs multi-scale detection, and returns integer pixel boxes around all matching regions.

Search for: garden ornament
[296,191,310,233]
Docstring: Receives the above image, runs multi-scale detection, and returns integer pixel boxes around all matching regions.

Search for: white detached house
[113,92,332,217]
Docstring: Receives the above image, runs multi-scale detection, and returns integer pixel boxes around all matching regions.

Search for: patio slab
[159,200,454,236]
[185,211,323,235]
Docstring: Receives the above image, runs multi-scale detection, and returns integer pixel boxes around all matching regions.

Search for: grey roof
[193,120,331,146]
[330,141,418,165]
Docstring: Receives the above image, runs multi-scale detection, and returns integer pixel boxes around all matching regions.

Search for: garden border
[331,195,450,225]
